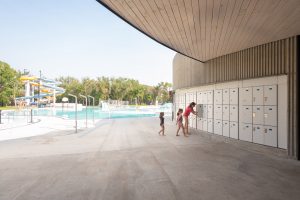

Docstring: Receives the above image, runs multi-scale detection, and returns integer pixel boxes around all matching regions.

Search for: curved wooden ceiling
[97,0,300,62]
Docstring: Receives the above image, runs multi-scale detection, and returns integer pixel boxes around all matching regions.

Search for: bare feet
[184,134,189,137]
[176,134,179,136]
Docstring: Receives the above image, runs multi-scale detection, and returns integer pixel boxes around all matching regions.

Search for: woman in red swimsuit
[183,102,197,135]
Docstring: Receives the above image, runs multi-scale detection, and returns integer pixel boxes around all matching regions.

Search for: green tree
[0,61,22,106]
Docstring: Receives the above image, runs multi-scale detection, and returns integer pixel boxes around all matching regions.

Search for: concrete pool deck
[0,117,300,200]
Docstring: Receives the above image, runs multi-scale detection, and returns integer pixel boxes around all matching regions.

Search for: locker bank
[174,76,284,149]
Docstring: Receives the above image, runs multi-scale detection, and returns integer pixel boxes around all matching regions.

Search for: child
[176,108,186,137]
[158,112,165,136]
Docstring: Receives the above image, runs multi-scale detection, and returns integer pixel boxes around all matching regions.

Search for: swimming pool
[28,105,172,120]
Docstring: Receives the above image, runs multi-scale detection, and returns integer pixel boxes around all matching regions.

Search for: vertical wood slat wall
[173,37,296,89]
[173,36,298,159]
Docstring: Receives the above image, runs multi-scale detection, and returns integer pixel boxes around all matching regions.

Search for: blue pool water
[31,105,172,120]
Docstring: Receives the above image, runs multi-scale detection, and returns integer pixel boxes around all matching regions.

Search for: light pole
[88,95,95,124]
[80,94,88,128]
[68,94,77,133]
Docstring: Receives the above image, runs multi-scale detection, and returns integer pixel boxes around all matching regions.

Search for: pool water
[31,106,172,120]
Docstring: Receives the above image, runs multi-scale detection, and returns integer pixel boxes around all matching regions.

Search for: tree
[0,61,22,106]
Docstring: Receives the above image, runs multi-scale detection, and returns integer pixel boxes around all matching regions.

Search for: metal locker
[207,105,213,119]
[214,120,222,135]
[229,122,238,139]
[264,85,277,105]
[229,105,238,122]
[253,125,264,145]
[214,90,222,105]
[240,106,252,123]
[202,92,207,104]
[253,86,264,105]
[222,121,230,137]
[192,116,197,129]
[203,119,208,131]
[229,88,238,105]
[191,93,196,102]
[197,118,203,130]
[240,87,252,105]
[197,92,202,104]
[203,105,208,118]
[253,106,264,125]
[189,116,193,128]
[207,119,213,133]
[214,105,223,120]
[223,105,229,121]
[264,106,277,126]
[207,91,213,104]
[196,104,204,118]
[264,126,277,147]
[222,89,230,104]
[239,123,253,142]
[186,93,190,104]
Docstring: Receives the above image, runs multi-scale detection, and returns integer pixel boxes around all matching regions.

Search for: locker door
[207,105,213,119]
[189,116,193,128]
[222,121,230,137]
[192,116,197,129]
[197,104,204,118]
[214,90,222,105]
[207,91,213,104]
[253,125,264,145]
[214,120,222,135]
[203,119,208,131]
[240,87,252,105]
[207,119,213,133]
[253,106,264,125]
[197,92,202,104]
[240,106,252,123]
[264,85,277,105]
[214,105,223,120]
[203,105,208,118]
[192,93,196,102]
[197,118,203,130]
[253,86,264,105]
[264,126,277,147]
[222,89,230,104]
[186,93,190,105]
[239,123,253,142]
[223,105,229,121]
[202,92,208,104]
[229,105,238,122]
[264,106,277,126]
[229,88,238,105]
[230,122,238,139]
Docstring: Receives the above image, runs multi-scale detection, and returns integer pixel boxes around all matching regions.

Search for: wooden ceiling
[97,0,300,62]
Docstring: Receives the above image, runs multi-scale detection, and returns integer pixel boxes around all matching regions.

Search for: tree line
[0,60,172,106]
[56,76,172,105]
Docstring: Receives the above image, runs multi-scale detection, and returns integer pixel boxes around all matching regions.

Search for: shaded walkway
[0,117,300,200]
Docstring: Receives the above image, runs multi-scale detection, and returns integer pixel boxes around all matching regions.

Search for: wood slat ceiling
[97,0,300,62]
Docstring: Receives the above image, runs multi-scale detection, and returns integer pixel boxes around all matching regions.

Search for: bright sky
[0,0,175,86]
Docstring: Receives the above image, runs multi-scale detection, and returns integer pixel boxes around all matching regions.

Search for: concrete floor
[0,117,300,200]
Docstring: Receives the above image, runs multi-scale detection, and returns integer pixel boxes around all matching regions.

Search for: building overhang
[97,0,300,62]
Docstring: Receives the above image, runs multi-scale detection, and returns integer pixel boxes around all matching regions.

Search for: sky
[0,0,176,86]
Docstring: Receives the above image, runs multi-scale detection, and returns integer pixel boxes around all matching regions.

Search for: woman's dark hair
[177,108,183,116]
[189,102,196,108]
[159,112,164,117]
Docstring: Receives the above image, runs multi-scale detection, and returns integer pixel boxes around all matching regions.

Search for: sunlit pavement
[0,117,300,200]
